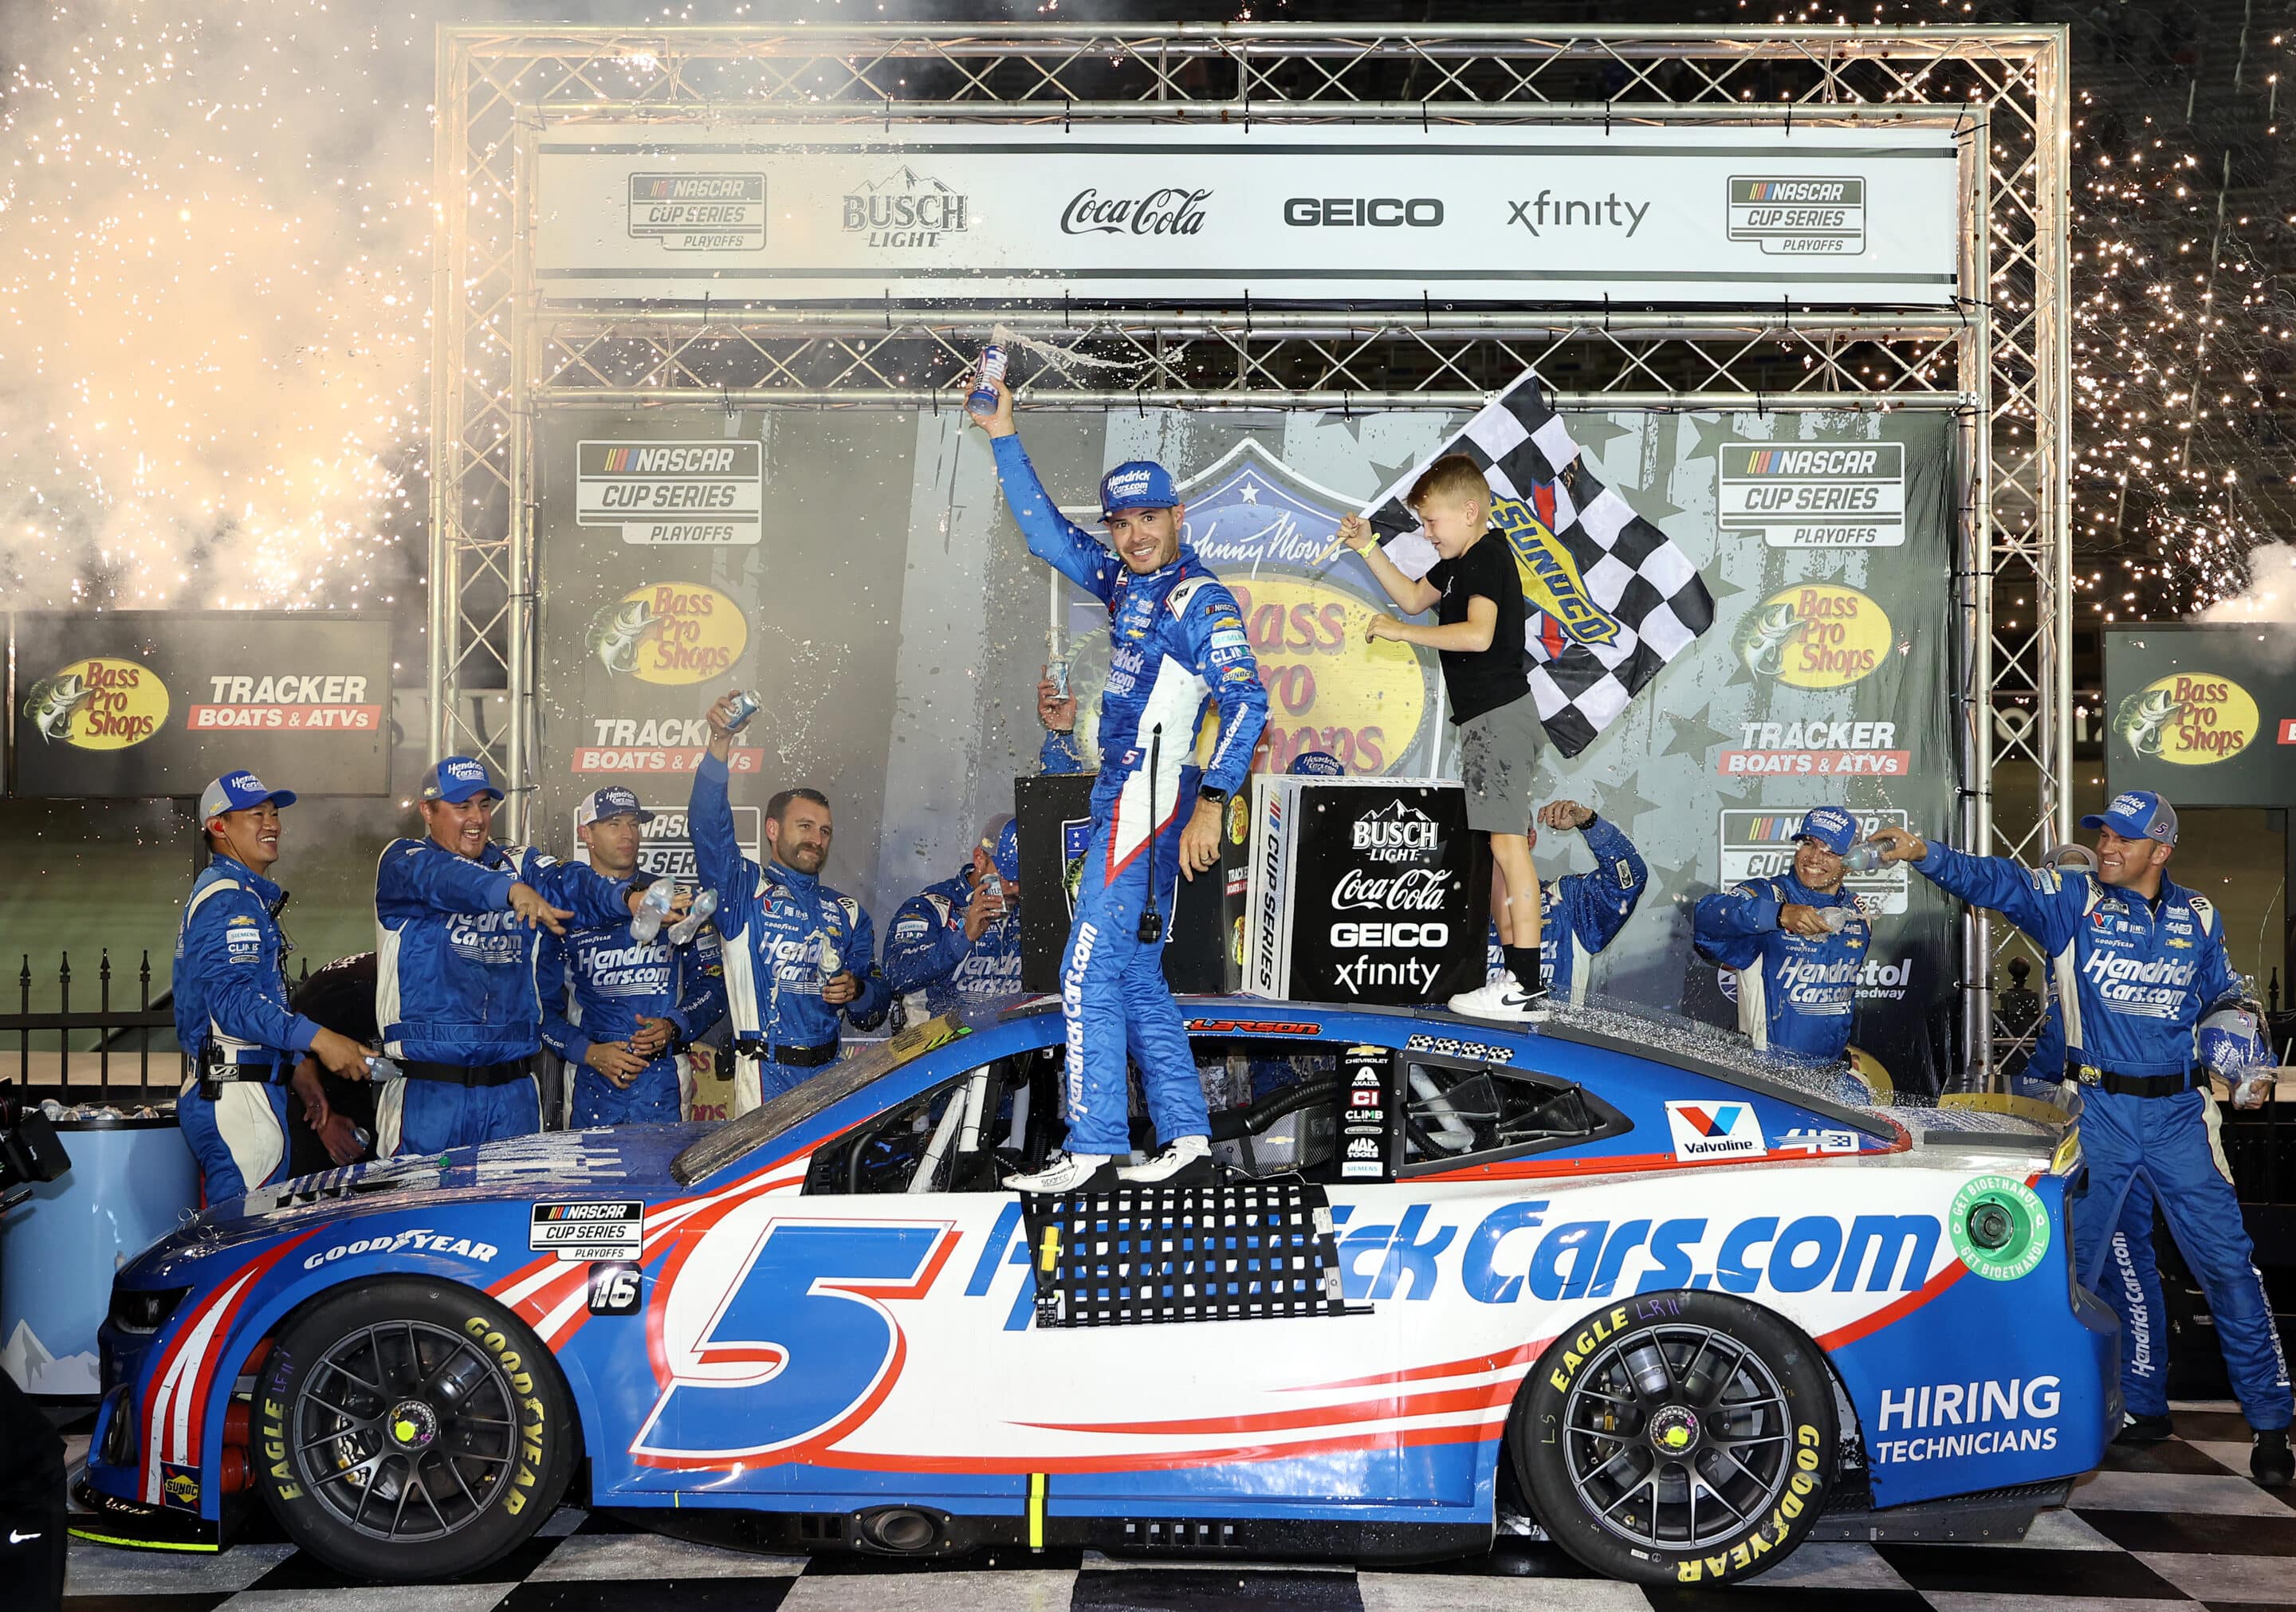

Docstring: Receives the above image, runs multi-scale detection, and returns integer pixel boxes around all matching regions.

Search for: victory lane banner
[12,611,392,800]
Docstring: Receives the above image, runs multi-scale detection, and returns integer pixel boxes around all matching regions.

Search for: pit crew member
[538,786,727,1126]
[885,818,1024,1021]
[1874,791,2294,1484]
[374,757,655,1157]
[1484,800,1649,1006]
[973,373,1269,1191]
[1692,804,1869,1063]
[175,771,376,1202]
[689,721,890,1115]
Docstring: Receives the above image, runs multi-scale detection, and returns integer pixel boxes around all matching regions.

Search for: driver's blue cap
[1100,460,1177,516]
[2082,788,2179,847]
[1795,805,1858,856]
[421,755,501,805]
[199,771,296,822]
[1288,750,1347,777]
[990,818,1021,883]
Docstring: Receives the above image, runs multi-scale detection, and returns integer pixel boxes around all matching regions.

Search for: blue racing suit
[689,753,890,1113]
[1041,729,1087,774]
[373,838,634,1157]
[883,871,1026,1020]
[539,916,726,1126]
[1692,873,1868,1062]
[1483,814,1648,1004]
[1913,844,2291,1430]
[174,855,324,1202]
[992,434,1269,1157]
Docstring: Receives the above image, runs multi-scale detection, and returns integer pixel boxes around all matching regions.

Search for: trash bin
[0,1111,198,1394]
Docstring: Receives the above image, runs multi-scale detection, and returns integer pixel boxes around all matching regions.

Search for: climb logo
[1665,1100,1768,1162]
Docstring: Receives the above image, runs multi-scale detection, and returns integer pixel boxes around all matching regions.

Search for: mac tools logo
[1352,799,1440,866]
[1665,1100,1768,1162]
[843,167,969,249]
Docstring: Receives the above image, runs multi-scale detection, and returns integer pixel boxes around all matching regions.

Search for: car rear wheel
[1511,1291,1837,1586]
[253,1278,576,1582]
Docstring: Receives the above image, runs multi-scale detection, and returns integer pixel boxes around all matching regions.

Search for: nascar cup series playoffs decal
[1949,1174,2050,1281]
[532,1201,645,1262]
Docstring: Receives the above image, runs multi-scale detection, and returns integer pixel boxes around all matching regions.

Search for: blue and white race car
[77,997,2116,1586]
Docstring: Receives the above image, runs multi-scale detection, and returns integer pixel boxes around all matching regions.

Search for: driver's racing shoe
[1448,973,1552,1023]
[2117,1412,2175,1445]
[2254,1428,2294,1488]
[1004,1150,1117,1193]
[1118,1134,1213,1185]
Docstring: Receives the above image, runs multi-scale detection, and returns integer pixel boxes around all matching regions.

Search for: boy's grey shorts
[1457,691,1543,834]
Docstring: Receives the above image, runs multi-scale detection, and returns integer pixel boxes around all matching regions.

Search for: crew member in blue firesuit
[538,786,727,1127]
[1874,792,2294,1484]
[374,756,656,1157]
[175,771,378,1201]
[1692,804,1869,1063]
[884,818,1026,1022]
[689,715,890,1115]
[973,373,1270,1192]
[1483,800,1649,1006]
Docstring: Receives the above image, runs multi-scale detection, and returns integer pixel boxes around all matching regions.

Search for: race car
[76,996,2116,1587]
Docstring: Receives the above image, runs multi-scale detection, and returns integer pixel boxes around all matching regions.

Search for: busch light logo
[1352,800,1440,866]
[842,167,969,249]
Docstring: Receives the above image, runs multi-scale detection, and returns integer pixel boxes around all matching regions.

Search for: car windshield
[670,1014,973,1186]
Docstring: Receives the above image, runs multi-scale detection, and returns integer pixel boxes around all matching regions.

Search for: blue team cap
[2082,788,2179,847]
[1100,460,1178,516]
[420,755,501,805]
[577,784,655,828]
[989,818,1021,883]
[1795,805,1858,856]
[1288,750,1347,777]
[199,770,297,823]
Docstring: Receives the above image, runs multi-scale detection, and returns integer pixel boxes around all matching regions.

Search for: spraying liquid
[631,880,678,943]
[1818,906,1857,933]
[669,887,719,946]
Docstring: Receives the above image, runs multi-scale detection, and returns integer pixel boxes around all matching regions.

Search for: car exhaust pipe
[857,1506,942,1554]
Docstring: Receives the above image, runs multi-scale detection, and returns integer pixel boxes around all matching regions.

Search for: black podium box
[1014,773,1244,996]
[1242,777,1489,1005]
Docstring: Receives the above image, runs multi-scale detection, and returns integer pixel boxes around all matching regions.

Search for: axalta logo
[1491,486,1623,652]
[1736,583,1892,688]
[1351,800,1440,864]
[22,658,169,749]
[1664,1100,1767,1161]
[588,584,749,686]
[2113,673,2259,765]
[843,167,969,248]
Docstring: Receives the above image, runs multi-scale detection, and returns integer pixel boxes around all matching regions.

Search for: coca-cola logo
[1331,867,1449,912]
[1060,187,1211,237]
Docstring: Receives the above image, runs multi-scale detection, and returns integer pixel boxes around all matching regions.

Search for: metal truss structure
[432,22,2069,1077]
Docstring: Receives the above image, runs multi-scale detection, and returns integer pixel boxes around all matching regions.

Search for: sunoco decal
[22,658,169,750]
[576,441,762,546]
[588,583,749,686]
[1719,441,1905,548]
[1735,583,1893,689]
[2113,673,2259,766]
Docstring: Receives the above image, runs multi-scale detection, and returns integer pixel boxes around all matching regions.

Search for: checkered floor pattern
[61,1404,2296,1612]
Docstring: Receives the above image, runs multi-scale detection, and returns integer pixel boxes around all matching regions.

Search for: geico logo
[1877,1376,2060,1431]
[2080,953,2196,988]
[303,1230,497,1269]
[1331,922,1450,948]
[1283,196,1444,227]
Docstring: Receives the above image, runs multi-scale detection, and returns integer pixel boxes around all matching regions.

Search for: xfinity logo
[1284,196,1443,228]
[1352,800,1440,864]
[1508,191,1650,237]
[1060,187,1210,237]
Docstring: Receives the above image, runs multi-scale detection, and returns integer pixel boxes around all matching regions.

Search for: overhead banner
[11,611,394,799]
[533,122,1960,306]
[2103,624,2296,806]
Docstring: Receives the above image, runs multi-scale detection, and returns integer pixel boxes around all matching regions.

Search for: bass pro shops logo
[588,584,749,686]
[1736,583,1893,690]
[2113,673,2258,765]
[22,658,170,749]
[1726,175,1867,256]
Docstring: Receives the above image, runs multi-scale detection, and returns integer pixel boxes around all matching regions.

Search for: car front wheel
[252,1278,576,1582]
[1511,1290,1838,1586]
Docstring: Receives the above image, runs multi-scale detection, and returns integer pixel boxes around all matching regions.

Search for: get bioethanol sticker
[1951,1175,2050,1281]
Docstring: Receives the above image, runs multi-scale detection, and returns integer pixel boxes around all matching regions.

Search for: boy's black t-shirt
[1424,530,1529,723]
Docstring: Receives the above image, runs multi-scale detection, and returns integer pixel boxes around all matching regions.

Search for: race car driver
[538,786,727,1126]
[1874,791,2294,1484]
[175,771,377,1201]
[884,818,1025,1021]
[374,757,655,1157]
[1692,804,1869,1063]
[1483,800,1649,1006]
[689,717,891,1114]
[973,373,1269,1192]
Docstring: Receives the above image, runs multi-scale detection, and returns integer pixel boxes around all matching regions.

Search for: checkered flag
[1373,370,1714,757]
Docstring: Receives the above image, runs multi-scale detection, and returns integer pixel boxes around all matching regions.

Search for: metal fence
[0,950,210,1102]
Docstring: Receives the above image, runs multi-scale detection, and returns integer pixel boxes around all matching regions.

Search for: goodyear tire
[1511,1291,1838,1586]
[252,1278,576,1582]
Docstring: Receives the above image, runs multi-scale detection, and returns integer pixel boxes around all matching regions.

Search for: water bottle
[631,879,678,943]
[723,689,763,733]
[668,887,719,946]
[1047,656,1071,702]
[967,344,1008,414]
[819,934,844,991]
[1840,840,1885,875]
[365,1055,404,1083]
[1818,906,1855,933]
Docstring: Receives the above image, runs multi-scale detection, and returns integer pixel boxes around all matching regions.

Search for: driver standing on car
[1873,791,2294,1485]
[1692,805,1869,1064]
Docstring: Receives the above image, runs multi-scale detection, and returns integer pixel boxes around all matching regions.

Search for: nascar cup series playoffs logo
[2113,673,2258,765]
[588,584,749,686]
[22,657,170,749]
[1736,583,1893,689]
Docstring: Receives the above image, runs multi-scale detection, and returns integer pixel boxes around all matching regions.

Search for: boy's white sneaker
[1447,974,1553,1023]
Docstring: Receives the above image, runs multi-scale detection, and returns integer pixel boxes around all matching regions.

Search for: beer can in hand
[968,344,1008,414]
[724,689,763,733]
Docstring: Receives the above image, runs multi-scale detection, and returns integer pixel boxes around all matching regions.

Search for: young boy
[1340,454,1547,1021]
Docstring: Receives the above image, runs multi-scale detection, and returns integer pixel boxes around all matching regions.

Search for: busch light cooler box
[1014,773,1243,997]
[1242,777,1490,1005]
